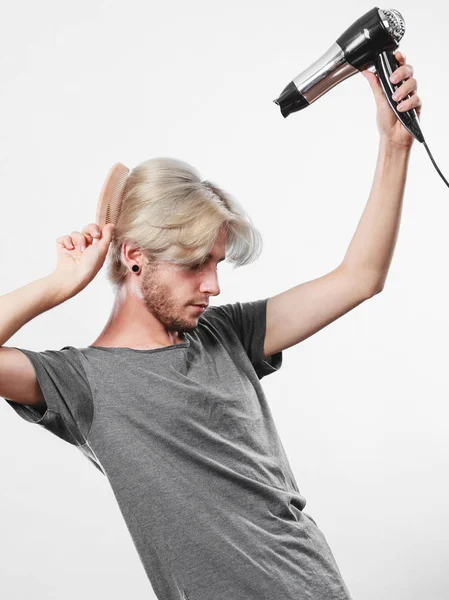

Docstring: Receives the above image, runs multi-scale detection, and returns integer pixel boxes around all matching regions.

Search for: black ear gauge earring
[132,264,140,273]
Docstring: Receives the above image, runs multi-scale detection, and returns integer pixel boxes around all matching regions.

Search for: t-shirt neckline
[86,336,191,354]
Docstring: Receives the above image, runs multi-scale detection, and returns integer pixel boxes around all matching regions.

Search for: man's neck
[90,287,185,349]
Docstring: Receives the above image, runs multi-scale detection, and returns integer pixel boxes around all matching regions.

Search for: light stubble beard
[139,259,199,336]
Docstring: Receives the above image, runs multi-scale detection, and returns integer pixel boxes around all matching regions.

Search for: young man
[1,52,420,599]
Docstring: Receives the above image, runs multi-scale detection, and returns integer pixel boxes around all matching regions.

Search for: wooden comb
[95,162,130,229]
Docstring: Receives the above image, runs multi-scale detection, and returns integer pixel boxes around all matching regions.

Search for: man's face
[139,229,227,334]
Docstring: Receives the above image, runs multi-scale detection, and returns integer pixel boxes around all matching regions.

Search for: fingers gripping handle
[373,49,425,143]
[373,51,449,189]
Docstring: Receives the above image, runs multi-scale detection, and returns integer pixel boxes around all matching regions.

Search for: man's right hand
[53,222,116,297]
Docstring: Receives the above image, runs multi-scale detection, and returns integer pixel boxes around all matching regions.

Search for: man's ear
[121,240,144,268]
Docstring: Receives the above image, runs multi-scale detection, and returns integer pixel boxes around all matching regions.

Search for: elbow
[368,277,386,298]
[371,283,384,297]
[340,263,386,300]
[357,273,385,300]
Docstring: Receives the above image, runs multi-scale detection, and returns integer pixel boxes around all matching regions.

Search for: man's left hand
[362,51,422,149]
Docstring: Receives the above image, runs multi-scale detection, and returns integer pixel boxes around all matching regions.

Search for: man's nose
[199,270,220,297]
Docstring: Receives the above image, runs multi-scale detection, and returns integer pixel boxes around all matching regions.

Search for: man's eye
[188,263,219,271]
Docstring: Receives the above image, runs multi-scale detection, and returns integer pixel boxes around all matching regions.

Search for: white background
[1,1,448,598]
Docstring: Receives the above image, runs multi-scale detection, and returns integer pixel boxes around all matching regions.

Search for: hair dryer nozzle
[273,81,309,118]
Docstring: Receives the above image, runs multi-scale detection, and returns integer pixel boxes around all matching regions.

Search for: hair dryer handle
[373,49,424,143]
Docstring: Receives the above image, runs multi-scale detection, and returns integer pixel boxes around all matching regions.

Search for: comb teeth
[96,163,130,229]
[106,170,128,226]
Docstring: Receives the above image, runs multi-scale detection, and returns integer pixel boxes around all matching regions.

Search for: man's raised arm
[263,51,422,359]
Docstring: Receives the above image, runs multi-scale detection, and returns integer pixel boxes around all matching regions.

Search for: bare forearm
[342,139,411,292]
[0,272,73,347]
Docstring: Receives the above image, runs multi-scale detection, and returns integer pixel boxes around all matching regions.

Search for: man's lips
[191,304,207,312]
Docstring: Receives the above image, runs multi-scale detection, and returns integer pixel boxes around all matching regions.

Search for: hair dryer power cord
[422,141,449,188]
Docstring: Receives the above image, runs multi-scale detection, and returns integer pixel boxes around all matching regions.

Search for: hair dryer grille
[381,9,405,43]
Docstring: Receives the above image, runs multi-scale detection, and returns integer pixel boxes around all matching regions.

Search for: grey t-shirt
[4,298,351,600]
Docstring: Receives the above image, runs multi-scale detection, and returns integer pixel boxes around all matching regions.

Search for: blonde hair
[105,157,263,291]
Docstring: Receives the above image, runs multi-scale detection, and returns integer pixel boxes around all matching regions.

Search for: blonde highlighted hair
[105,157,263,290]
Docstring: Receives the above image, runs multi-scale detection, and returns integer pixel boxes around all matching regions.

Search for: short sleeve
[3,346,94,448]
[208,298,282,379]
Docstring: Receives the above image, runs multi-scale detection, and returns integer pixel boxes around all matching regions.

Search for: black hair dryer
[274,7,449,188]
